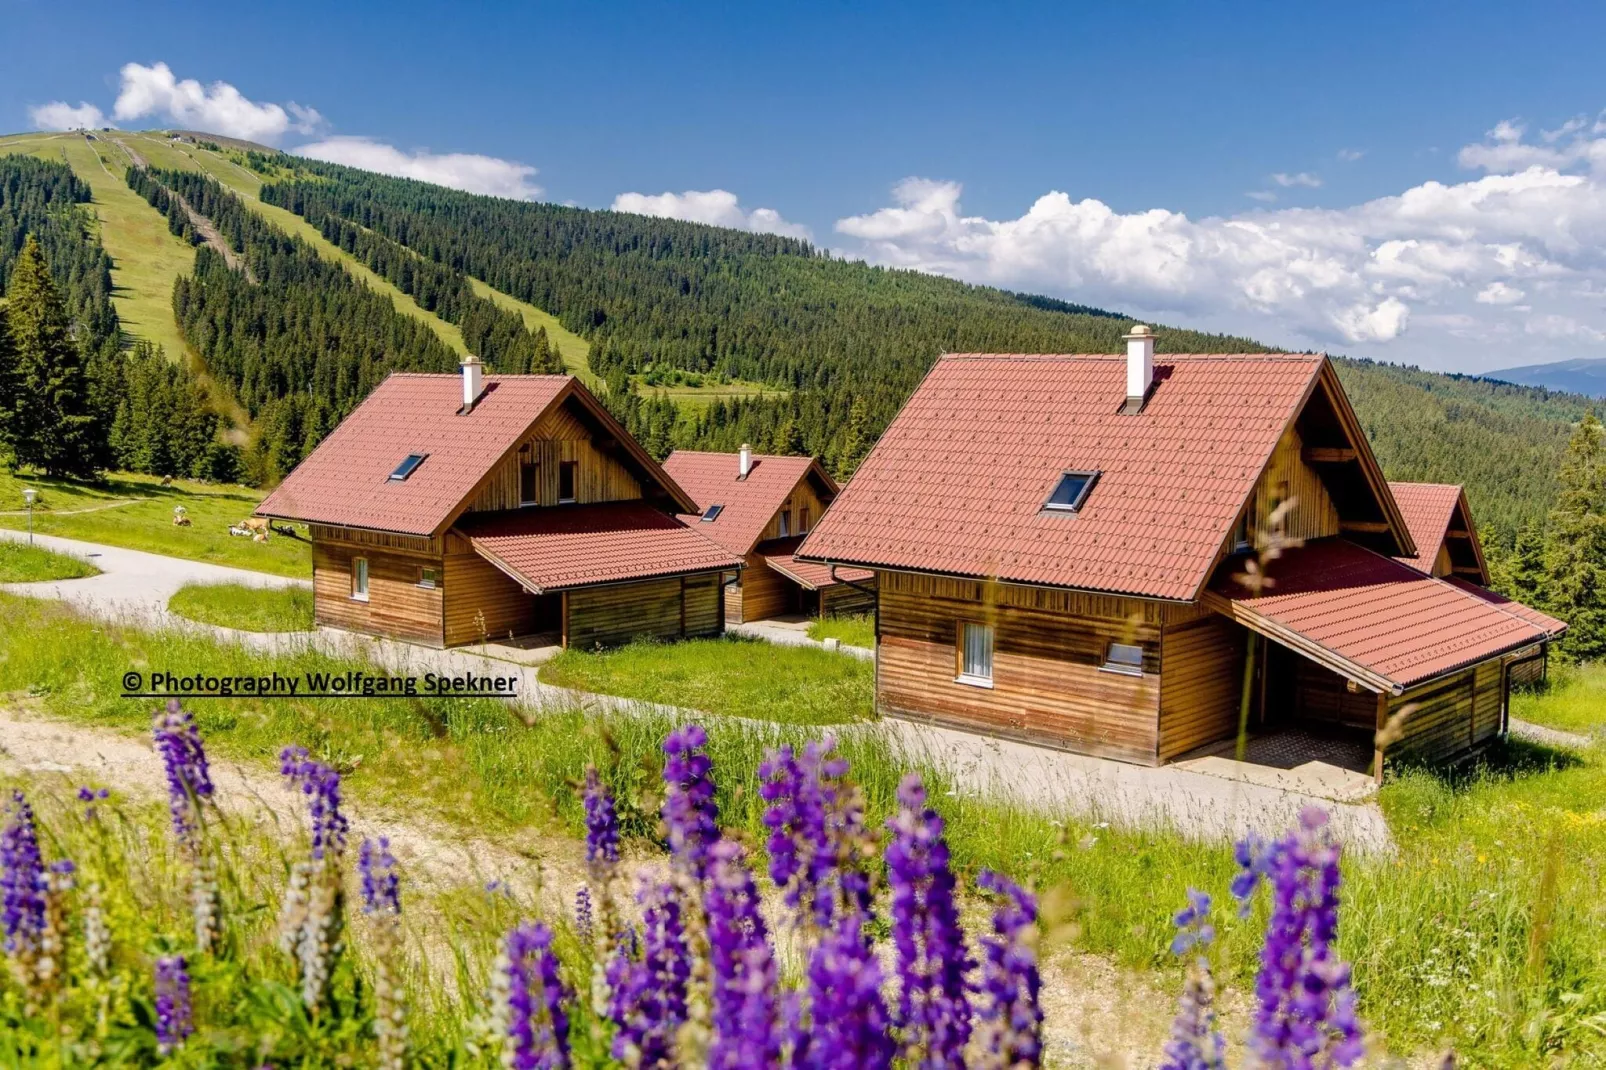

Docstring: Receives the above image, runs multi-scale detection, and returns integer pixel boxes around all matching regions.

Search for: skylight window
[1043,470,1099,513]
[701,504,725,522]
[388,453,428,481]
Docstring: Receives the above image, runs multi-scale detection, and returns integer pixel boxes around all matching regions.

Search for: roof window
[701,504,724,522]
[388,453,428,481]
[1043,470,1099,513]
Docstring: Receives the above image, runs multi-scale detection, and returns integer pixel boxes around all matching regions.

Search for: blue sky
[7,1,1606,373]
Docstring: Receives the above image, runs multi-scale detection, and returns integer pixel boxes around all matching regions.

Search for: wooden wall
[466,401,643,514]
[1387,659,1505,764]
[876,571,1164,764]
[822,581,877,618]
[1233,424,1341,552]
[566,574,723,649]
[442,551,539,646]
[730,553,796,623]
[313,540,444,645]
[755,478,830,541]
[1287,654,1379,730]
[1157,615,1246,761]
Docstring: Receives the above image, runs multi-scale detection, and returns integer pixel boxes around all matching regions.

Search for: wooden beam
[1452,565,1485,576]
[1446,528,1471,539]
[1372,691,1388,784]
[1339,520,1391,534]
[1302,446,1357,463]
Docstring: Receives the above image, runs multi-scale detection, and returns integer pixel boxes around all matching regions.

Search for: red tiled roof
[797,353,1328,601]
[663,451,830,555]
[1206,538,1548,692]
[1388,482,1463,573]
[756,537,874,590]
[458,501,743,593]
[1445,576,1568,637]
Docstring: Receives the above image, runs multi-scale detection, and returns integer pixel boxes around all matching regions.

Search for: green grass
[0,468,310,578]
[466,275,596,384]
[539,634,873,725]
[0,540,99,582]
[807,612,876,649]
[0,593,1603,1062]
[1511,661,1606,736]
[168,581,314,632]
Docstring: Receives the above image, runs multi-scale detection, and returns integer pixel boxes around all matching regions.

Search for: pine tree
[0,304,16,459]
[6,237,100,477]
[1505,521,1548,606]
[1543,412,1606,659]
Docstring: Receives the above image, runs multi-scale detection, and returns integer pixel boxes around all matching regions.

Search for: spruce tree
[1543,412,1606,659]
[1506,522,1548,606]
[6,236,99,477]
[0,304,16,459]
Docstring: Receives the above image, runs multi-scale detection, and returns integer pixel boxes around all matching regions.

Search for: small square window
[558,461,578,503]
[418,566,439,589]
[957,621,994,686]
[1044,470,1099,512]
[702,503,724,522]
[388,453,428,481]
[351,557,370,602]
[1102,641,1144,676]
[777,509,791,537]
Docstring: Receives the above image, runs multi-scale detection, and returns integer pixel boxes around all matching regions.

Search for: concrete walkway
[0,528,1394,852]
[728,614,875,660]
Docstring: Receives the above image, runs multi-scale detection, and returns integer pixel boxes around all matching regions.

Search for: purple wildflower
[279,747,349,860]
[610,879,690,1066]
[153,700,214,847]
[1160,890,1226,1070]
[704,841,779,1069]
[358,837,400,916]
[1,791,45,960]
[498,921,571,1069]
[760,737,873,931]
[797,909,896,1070]
[976,870,1043,1067]
[886,774,972,1069]
[661,724,719,880]
[76,786,109,822]
[1233,807,1364,1069]
[583,766,620,868]
[574,886,594,944]
[154,954,194,1054]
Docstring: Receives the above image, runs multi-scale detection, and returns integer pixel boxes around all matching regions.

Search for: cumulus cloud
[1337,148,1366,162]
[108,62,324,144]
[832,121,1606,367]
[294,136,543,200]
[611,189,812,239]
[29,101,109,130]
[1272,171,1323,188]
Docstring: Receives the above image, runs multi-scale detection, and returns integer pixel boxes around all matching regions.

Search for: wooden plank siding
[442,551,547,646]
[729,553,796,623]
[312,541,444,645]
[756,479,831,542]
[822,581,877,618]
[1157,615,1246,761]
[465,400,643,514]
[567,574,723,650]
[875,570,1168,764]
[1387,659,1506,765]
[1216,424,1343,562]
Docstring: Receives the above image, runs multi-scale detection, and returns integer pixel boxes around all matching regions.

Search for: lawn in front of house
[1511,660,1606,736]
[806,612,875,649]
[167,582,314,632]
[539,634,873,725]
[0,540,100,582]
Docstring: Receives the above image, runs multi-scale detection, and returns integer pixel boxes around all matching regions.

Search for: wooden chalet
[797,327,1568,774]
[661,447,874,624]
[257,359,743,649]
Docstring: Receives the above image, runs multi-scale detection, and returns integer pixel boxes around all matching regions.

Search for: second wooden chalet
[797,327,1567,774]
[662,447,874,624]
[257,359,743,649]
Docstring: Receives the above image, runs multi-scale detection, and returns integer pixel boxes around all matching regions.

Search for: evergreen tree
[1543,412,1606,659]
[0,304,15,459]
[5,237,99,477]
[1505,521,1548,606]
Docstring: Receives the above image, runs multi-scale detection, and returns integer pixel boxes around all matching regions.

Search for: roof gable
[662,450,835,555]
[1389,482,1489,584]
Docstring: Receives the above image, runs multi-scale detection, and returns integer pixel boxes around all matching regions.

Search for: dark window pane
[559,461,577,501]
[388,453,427,481]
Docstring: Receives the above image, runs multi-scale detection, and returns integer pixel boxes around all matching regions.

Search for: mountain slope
[1484,357,1606,399]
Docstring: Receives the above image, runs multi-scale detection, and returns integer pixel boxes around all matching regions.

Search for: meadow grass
[167,582,314,632]
[1,592,1603,1064]
[0,541,99,582]
[806,612,875,649]
[1511,660,1606,735]
[538,634,873,726]
[466,275,596,384]
[0,468,311,578]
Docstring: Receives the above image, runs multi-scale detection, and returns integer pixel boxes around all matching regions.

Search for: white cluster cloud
[295,136,543,200]
[28,100,109,130]
[103,63,325,143]
[611,189,812,240]
[831,121,1606,368]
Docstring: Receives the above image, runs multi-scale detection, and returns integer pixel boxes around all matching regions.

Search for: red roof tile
[1445,576,1568,637]
[1388,482,1464,573]
[1208,538,1547,691]
[663,451,831,555]
[797,353,1328,601]
[756,537,874,590]
[458,501,743,593]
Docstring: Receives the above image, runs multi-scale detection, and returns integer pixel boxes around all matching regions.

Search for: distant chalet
[257,359,742,650]
[798,327,1566,773]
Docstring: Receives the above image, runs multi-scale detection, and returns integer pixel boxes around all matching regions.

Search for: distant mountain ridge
[1484,358,1606,399]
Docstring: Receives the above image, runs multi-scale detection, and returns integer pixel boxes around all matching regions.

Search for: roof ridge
[935,352,1322,362]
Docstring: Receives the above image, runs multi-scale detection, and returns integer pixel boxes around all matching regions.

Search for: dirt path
[0,499,142,517]
[172,188,256,281]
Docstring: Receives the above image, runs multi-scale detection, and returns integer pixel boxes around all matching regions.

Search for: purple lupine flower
[76,786,109,822]
[1233,807,1364,1069]
[886,774,972,1069]
[153,701,215,847]
[760,737,873,931]
[797,908,896,1070]
[976,870,1043,1068]
[154,954,194,1054]
[1,791,45,959]
[704,841,779,1069]
[498,921,571,1069]
[279,747,350,860]
[610,879,690,1066]
[661,724,719,880]
[358,837,400,916]
[1160,889,1226,1070]
[573,885,594,944]
[583,766,620,868]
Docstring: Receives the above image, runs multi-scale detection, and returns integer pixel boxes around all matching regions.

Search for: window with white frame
[418,566,439,590]
[957,621,994,686]
[1102,641,1144,676]
[351,557,370,601]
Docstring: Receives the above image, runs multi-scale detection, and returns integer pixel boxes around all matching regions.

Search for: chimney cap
[1123,324,1154,339]
[461,354,483,365]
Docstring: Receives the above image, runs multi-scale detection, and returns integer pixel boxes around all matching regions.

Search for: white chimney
[1123,324,1155,413]
[461,355,485,411]
[738,443,753,479]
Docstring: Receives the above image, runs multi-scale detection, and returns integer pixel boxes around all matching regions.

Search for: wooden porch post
[1372,690,1388,784]
[561,592,569,649]
[1235,632,1259,761]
